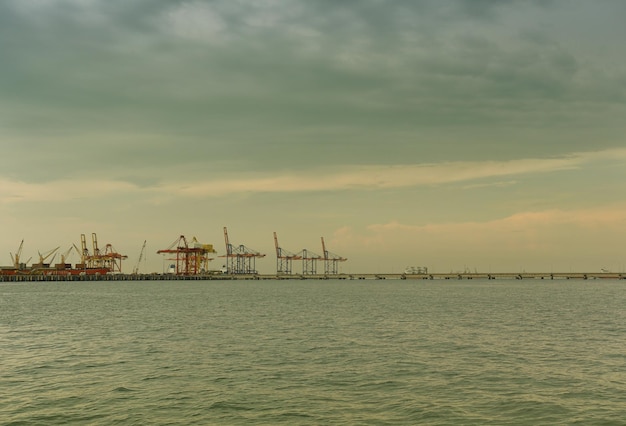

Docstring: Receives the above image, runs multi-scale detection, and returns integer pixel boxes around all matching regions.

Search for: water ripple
[2,279,626,424]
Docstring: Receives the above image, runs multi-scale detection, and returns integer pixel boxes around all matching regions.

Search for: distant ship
[0,263,111,277]
[2,235,125,278]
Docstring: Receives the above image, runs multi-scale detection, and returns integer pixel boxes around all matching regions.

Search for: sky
[1,0,626,274]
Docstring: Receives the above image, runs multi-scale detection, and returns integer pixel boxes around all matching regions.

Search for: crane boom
[224,227,232,255]
[320,236,347,274]
[38,246,60,264]
[10,239,24,267]
[133,240,147,274]
[273,232,280,257]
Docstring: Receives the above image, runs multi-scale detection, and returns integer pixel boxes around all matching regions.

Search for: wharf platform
[1,272,625,282]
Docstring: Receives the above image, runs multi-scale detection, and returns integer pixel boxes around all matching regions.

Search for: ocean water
[1,279,626,425]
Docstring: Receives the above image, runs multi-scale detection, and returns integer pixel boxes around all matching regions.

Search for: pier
[1,272,624,282]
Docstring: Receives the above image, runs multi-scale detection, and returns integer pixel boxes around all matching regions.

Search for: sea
[1,279,626,425]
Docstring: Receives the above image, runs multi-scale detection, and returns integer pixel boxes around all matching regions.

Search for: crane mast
[10,239,25,269]
[79,234,89,267]
[91,233,104,268]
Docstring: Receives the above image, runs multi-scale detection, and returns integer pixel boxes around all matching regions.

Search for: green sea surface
[2,279,626,424]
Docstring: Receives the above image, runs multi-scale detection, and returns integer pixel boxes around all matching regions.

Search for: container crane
[273,232,302,275]
[103,243,128,273]
[299,248,322,275]
[78,234,90,268]
[91,233,105,268]
[157,235,216,275]
[321,236,347,274]
[220,227,265,274]
[78,233,126,273]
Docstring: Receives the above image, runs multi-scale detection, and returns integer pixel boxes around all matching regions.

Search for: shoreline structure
[1,272,624,282]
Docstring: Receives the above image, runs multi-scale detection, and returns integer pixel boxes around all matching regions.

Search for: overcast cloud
[1,0,625,273]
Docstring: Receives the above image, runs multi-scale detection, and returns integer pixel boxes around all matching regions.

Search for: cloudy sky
[2,0,626,274]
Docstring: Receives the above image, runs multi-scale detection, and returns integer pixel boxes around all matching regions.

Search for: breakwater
[1,272,624,282]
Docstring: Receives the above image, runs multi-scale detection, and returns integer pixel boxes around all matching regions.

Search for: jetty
[1,272,624,282]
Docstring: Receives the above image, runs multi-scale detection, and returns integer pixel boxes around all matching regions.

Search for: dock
[1,272,624,282]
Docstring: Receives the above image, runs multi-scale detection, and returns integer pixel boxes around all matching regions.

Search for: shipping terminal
[2,228,624,282]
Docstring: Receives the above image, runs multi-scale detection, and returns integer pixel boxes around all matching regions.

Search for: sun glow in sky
[2,0,626,274]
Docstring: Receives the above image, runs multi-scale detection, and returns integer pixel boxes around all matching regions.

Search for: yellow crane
[55,246,77,269]
[35,246,60,267]
[10,240,31,269]
[10,240,24,268]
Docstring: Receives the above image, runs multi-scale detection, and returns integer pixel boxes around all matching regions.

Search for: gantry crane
[78,233,127,272]
[78,234,90,268]
[300,248,322,275]
[321,237,347,274]
[103,243,128,273]
[91,233,104,268]
[273,232,302,275]
[221,227,265,274]
[157,235,216,275]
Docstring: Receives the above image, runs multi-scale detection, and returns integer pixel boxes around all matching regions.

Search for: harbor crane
[221,227,265,274]
[320,237,347,274]
[103,243,128,273]
[157,235,216,275]
[78,234,91,268]
[273,232,302,275]
[75,241,87,269]
[79,233,103,268]
[10,240,24,268]
[78,233,127,272]
[10,240,31,270]
[133,240,147,275]
[34,246,60,268]
[300,248,322,275]
[55,246,77,269]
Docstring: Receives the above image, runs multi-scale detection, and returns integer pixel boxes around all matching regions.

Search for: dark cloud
[1,0,625,183]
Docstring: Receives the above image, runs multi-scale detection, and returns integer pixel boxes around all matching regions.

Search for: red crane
[157,235,216,275]
[77,233,127,273]
[103,243,128,273]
